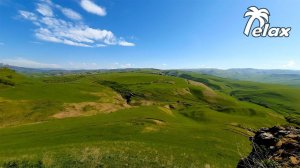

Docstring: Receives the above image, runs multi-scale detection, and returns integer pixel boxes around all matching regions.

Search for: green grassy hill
[164,70,300,124]
[1,68,298,167]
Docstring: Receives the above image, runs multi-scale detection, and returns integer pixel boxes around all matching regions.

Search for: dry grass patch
[187,80,217,98]
[173,88,191,96]
[131,99,157,106]
[142,118,166,133]
[142,126,159,133]
[53,102,129,119]
[53,91,130,119]
[159,106,174,116]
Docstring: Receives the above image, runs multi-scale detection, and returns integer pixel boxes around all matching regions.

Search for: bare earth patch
[131,100,157,106]
[53,91,130,119]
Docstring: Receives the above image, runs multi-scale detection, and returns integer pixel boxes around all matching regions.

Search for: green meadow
[1,68,299,167]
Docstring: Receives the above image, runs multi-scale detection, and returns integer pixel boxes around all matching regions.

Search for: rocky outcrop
[237,126,300,168]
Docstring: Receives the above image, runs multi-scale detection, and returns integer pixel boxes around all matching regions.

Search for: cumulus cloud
[0,58,60,69]
[80,0,106,16]
[18,0,134,47]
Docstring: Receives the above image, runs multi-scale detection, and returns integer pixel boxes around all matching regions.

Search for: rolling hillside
[1,67,299,167]
[164,70,300,125]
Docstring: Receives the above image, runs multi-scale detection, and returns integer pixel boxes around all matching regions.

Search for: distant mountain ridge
[0,63,159,74]
[187,68,300,86]
[1,63,300,85]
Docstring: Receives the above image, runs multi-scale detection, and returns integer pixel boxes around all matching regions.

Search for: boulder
[237,126,300,168]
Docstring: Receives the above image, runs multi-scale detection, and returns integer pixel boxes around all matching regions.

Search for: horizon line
[1,63,300,71]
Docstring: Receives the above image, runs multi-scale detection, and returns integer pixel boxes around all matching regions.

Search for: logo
[244,6,291,37]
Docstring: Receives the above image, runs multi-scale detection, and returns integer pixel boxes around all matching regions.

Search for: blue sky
[0,0,299,69]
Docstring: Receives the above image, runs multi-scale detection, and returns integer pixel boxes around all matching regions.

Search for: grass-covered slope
[165,70,300,125]
[0,68,295,167]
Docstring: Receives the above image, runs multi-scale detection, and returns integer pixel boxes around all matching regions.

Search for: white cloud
[109,62,134,69]
[61,8,82,20]
[121,63,133,68]
[35,27,92,47]
[0,58,60,69]
[80,0,106,16]
[283,60,297,68]
[19,10,37,21]
[40,0,53,5]
[18,0,134,47]
[40,0,82,20]
[119,40,135,47]
[36,3,53,17]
